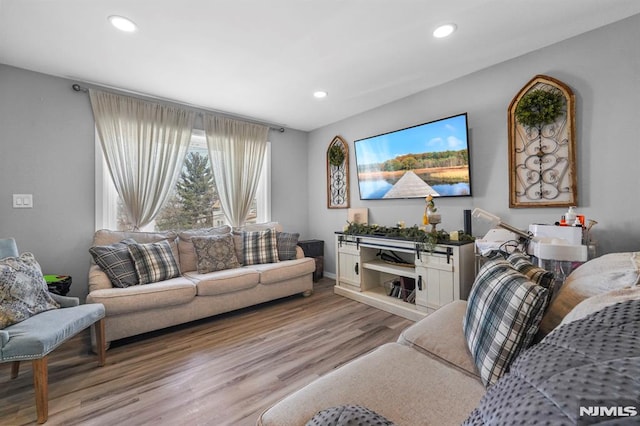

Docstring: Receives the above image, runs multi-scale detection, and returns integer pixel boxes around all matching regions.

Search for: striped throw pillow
[463,259,549,387]
[128,240,181,284]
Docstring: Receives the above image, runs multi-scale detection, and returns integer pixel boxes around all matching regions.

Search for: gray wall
[0,64,309,298]
[308,14,640,276]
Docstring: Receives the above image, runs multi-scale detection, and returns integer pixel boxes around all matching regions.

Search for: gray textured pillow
[178,225,232,272]
[128,240,181,284]
[89,238,139,288]
[0,253,60,329]
[306,405,395,426]
[192,234,241,273]
[276,232,300,261]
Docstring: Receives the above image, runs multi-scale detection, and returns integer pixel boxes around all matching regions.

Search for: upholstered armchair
[0,238,106,423]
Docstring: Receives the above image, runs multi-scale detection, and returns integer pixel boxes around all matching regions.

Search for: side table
[44,275,72,296]
[298,240,324,282]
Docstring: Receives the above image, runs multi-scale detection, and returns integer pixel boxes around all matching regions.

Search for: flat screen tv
[354,113,471,200]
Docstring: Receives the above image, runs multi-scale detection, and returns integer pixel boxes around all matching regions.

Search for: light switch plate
[13,194,33,208]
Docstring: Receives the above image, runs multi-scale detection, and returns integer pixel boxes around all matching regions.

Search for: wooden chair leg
[11,361,20,379]
[32,357,48,424]
[94,318,106,367]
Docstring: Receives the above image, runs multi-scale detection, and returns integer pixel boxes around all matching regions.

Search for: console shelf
[335,233,475,321]
[361,259,417,279]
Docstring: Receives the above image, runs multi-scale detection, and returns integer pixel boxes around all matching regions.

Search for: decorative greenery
[328,144,345,167]
[515,89,565,128]
[342,222,474,252]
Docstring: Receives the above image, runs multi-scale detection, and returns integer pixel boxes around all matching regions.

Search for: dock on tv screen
[354,113,471,200]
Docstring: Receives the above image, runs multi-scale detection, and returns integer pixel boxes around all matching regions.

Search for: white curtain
[203,115,269,227]
[89,89,195,230]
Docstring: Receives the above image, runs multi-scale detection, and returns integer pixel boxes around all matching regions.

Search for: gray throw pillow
[276,232,300,261]
[0,252,60,329]
[192,234,241,274]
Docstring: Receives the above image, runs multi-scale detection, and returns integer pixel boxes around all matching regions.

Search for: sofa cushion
[192,234,240,273]
[539,251,640,335]
[463,259,549,387]
[277,232,300,261]
[128,240,181,284]
[177,225,232,272]
[398,300,478,378]
[0,253,59,329]
[185,268,260,296]
[258,343,485,426]
[243,229,280,266]
[559,285,640,327]
[89,238,139,288]
[86,277,196,315]
[251,257,315,285]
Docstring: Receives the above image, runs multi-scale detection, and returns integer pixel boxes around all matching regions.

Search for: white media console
[334,233,475,321]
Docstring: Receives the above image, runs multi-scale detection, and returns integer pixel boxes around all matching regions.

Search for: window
[95,129,271,231]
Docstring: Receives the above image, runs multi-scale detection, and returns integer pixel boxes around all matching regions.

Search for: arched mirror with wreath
[508,75,577,208]
[327,136,350,209]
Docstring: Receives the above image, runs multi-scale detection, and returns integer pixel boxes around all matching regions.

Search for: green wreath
[328,144,345,167]
[515,89,565,128]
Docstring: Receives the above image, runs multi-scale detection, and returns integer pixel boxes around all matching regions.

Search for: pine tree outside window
[96,129,271,231]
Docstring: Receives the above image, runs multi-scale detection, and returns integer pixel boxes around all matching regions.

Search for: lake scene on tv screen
[355,114,471,200]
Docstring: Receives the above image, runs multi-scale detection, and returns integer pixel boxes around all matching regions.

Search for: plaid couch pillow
[243,229,279,266]
[276,232,300,261]
[128,240,181,284]
[89,238,139,288]
[463,259,549,387]
[507,252,556,296]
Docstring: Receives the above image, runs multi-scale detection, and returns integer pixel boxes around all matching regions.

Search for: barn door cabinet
[334,233,475,321]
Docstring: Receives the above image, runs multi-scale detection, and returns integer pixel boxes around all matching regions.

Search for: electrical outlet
[13,194,33,208]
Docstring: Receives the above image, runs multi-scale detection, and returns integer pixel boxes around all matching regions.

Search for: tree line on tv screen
[358,149,469,173]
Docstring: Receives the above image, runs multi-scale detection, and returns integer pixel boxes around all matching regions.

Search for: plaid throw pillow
[507,252,556,296]
[276,232,300,261]
[243,229,279,266]
[463,259,549,387]
[128,240,181,284]
[89,238,139,288]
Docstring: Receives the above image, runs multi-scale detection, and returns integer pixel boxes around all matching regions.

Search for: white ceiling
[1,1,640,131]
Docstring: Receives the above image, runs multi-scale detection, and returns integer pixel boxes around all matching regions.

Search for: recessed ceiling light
[433,23,456,39]
[313,91,328,99]
[108,15,137,33]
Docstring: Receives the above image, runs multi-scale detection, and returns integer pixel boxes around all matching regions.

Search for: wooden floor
[1,279,412,425]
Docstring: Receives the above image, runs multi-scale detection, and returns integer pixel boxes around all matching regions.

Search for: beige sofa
[87,224,315,347]
[258,251,640,425]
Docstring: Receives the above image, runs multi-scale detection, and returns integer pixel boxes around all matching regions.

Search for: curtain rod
[71,83,286,133]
